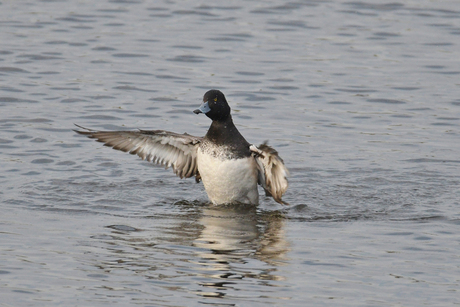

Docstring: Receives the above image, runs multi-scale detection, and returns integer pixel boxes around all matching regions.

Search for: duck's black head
[194,89,231,122]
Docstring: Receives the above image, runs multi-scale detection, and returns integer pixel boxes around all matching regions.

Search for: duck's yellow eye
[214,97,218,102]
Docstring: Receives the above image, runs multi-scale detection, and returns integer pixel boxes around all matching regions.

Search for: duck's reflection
[191,203,289,298]
[195,204,288,263]
[94,202,289,301]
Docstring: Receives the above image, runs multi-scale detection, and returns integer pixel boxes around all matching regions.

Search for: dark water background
[1,1,459,306]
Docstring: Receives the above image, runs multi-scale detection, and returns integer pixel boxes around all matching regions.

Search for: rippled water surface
[1,1,460,306]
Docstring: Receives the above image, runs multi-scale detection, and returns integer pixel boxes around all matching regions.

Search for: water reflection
[92,203,289,302]
[196,204,288,263]
[192,204,289,299]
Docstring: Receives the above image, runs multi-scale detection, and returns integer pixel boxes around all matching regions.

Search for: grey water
[1,0,459,306]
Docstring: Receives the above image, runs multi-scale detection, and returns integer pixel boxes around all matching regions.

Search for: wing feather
[250,142,289,205]
[74,125,202,180]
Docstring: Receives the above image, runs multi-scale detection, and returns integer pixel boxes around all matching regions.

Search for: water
[1,0,459,306]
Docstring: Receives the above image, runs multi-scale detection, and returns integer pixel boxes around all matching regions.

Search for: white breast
[197,147,259,205]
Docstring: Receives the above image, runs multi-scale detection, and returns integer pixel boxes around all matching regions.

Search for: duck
[74,89,289,205]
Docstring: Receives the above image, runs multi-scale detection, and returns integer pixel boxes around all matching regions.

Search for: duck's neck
[205,115,248,147]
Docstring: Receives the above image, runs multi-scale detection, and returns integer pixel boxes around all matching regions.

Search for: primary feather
[250,142,289,205]
[74,125,202,181]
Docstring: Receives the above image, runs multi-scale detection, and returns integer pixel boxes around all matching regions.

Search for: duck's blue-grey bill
[193,101,211,114]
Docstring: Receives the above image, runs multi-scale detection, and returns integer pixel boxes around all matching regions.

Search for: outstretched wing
[74,125,202,180]
[250,142,289,205]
